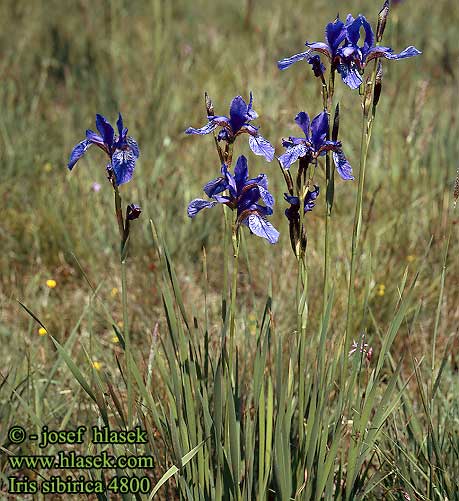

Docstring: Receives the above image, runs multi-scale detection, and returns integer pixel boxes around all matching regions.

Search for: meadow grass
[1,0,459,499]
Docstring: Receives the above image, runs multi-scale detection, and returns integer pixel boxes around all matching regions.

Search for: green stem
[343,69,378,390]
[323,69,335,312]
[114,184,133,426]
[229,213,240,374]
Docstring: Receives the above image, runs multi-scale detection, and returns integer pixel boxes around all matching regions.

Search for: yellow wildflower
[112,335,119,344]
[38,327,47,336]
[111,287,119,297]
[46,279,57,289]
[92,361,103,371]
[376,284,386,297]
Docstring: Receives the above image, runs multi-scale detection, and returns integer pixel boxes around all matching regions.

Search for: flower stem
[343,68,378,387]
[323,69,335,313]
[229,212,240,374]
[114,184,133,426]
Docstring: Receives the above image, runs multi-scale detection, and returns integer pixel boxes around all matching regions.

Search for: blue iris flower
[284,185,320,221]
[277,14,420,90]
[278,111,353,181]
[187,155,279,244]
[68,113,140,186]
[337,14,421,89]
[185,94,275,162]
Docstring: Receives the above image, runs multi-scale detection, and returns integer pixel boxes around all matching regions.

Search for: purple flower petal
[116,113,124,137]
[234,155,249,190]
[248,135,275,162]
[333,150,354,180]
[361,16,375,54]
[384,45,422,60]
[86,129,105,147]
[127,137,140,159]
[311,112,329,150]
[229,96,249,132]
[95,114,114,149]
[306,42,332,59]
[337,62,363,89]
[278,144,309,169]
[112,148,137,185]
[187,199,217,218]
[244,214,279,244]
[258,185,274,209]
[203,176,227,197]
[325,18,346,51]
[185,121,218,135]
[295,112,311,138]
[277,50,311,70]
[68,139,92,170]
[222,164,237,197]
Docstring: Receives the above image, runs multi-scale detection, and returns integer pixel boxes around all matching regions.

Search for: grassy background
[1,0,459,498]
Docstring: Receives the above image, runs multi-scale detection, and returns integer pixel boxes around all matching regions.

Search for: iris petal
[68,139,92,170]
[112,148,137,185]
[279,144,309,169]
[333,150,354,180]
[248,135,275,162]
[187,199,217,218]
[185,121,219,135]
[95,114,115,149]
[337,62,363,89]
[245,214,279,244]
[294,112,311,138]
[234,155,249,190]
[277,51,311,70]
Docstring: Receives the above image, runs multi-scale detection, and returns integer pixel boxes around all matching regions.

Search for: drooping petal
[68,139,92,170]
[333,150,354,180]
[277,50,311,70]
[127,137,140,159]
[325,18,346,52]
[311,112,329,150]
[248,135,275,162]
[244,214,279,244]
[95,114,115,149]
[112,148,138,185]
[295,111,311,138]
[337,61,363,89]
[234,155,248,190]
[229,96,249,132]
[382,45,422,60]
[258,185,275,209]
[305,42,332,59]
[185,120,219,135]
[278,144,309,169]
[204,176,228,197]
[187,199,217,218]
